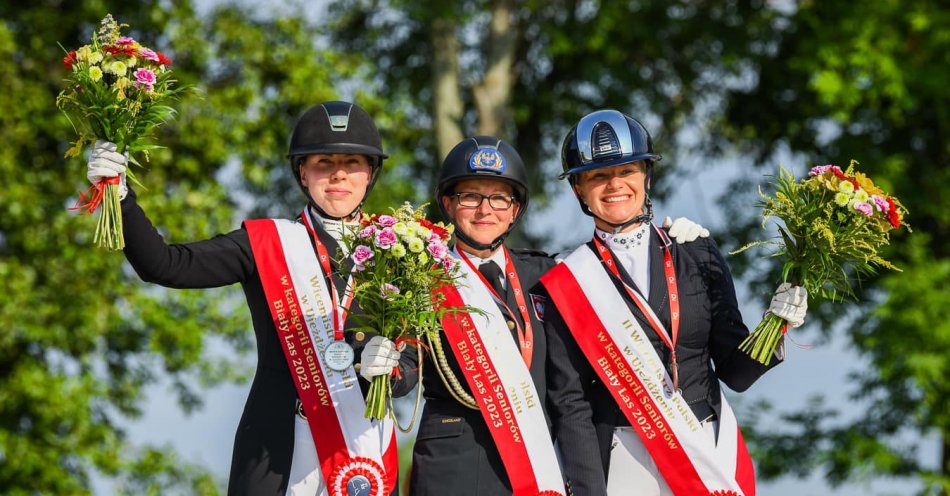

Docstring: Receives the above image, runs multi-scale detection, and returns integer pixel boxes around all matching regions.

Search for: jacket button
[354,363,362,373]
[355,331,366,342]
[506,320,516,330]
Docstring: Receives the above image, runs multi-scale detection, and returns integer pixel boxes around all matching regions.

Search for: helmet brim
[558,153,661,179]
[288,143,388,159]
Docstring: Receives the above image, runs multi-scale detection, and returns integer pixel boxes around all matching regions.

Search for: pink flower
[116,36,136,46]
[359,225,377,239]
[138,47,160,62]
[427,242,448,260]
[352,244,375,265]
[133,68,156,91]
[871,195,890,213]
[380,283,401,301]
[809,164,843,177]
[427,231,443,244]
[374,227,397,249]
[377,215,397,227]
[440,256,457,271]
[853,201,874,217]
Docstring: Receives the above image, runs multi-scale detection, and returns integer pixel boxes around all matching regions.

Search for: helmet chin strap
[453,223,514,253]
[308,199,363,222]
[602,196,654,234]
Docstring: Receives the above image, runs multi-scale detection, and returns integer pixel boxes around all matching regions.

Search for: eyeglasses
[450,192,515,210]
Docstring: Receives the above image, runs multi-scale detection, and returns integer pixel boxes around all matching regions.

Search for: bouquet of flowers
[57,14,188,250]
[342,202,461,420]
[733,160,910,364]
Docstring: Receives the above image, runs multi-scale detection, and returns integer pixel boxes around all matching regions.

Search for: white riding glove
[768,283,808,328]
[87,140,128,200]
[359,336,401,381]
[663,216,710,244]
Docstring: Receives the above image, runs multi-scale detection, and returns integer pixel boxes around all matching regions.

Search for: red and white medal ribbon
[433,250,565,496]
[246,219,397,496]
[540,243,755,496]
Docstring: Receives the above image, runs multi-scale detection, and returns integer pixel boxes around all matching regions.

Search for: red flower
[103,45,139,57]
[63,50,76,69]
[419,218,449,239]
[886,197,901,228]
[156,51,173,66]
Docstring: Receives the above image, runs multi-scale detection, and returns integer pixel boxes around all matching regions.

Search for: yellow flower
[88,66,103,81]
[834,192,850,206]
[393,222,409,236]
[88,51,103,64]
[854,189,869,203]
[114,77,131,90]
[127,56,137,67]
[853,172,885,197]
[413,223,431,239]
[391,244,407,258]
[109,61,127,76]
[76,45,93,61]
[407,236,425,253]
[837,180,855,194]
[419,252,429,264]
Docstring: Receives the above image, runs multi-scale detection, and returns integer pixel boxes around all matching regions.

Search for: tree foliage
[325,0,779,234]
[0,1,397,493]
[714,1,950,493]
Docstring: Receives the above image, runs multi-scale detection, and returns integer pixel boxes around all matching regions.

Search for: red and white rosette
[328,456,387,496]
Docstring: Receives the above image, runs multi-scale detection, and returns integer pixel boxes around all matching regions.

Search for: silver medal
[346,475,372,496]
[324,340,355,371]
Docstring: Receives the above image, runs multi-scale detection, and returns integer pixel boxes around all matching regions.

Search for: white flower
[407,236,425,253]
[109,61,127,76]
[391,243,407,258]
[853,188,869,203]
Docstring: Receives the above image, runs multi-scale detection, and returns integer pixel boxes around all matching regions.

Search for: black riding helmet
[560,109,662,232]
[436,136,529,252]
[288,101,388,220]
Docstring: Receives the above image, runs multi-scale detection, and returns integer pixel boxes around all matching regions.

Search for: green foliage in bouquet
[56,14,190,250]
[733,161,910,364]
[342,202,462,421]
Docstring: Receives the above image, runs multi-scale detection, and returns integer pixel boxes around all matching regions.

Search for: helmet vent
[591,122,622,160]
[328,115,349,131]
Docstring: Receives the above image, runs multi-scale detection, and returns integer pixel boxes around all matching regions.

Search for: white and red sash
[432,249,565,496]
[540,244,755,496]
[245,218,398,496]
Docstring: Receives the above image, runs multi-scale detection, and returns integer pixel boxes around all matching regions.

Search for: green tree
[713,1,950,493]
[0,1,400,493]
[326,0,779,233]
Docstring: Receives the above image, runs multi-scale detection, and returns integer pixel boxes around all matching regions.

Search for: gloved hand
[87,140,128,200]
[663,216,710,244]
[768,283,808,328]
[359,336,401,381]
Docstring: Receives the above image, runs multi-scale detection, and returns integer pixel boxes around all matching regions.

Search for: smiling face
[299,154,372,218]
[441,178,521,257]
[573,160,649,232]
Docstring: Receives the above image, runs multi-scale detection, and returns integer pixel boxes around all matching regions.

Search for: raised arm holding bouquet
[734,161,910,365]
[85,101,414,495]
[58,14,187,250]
